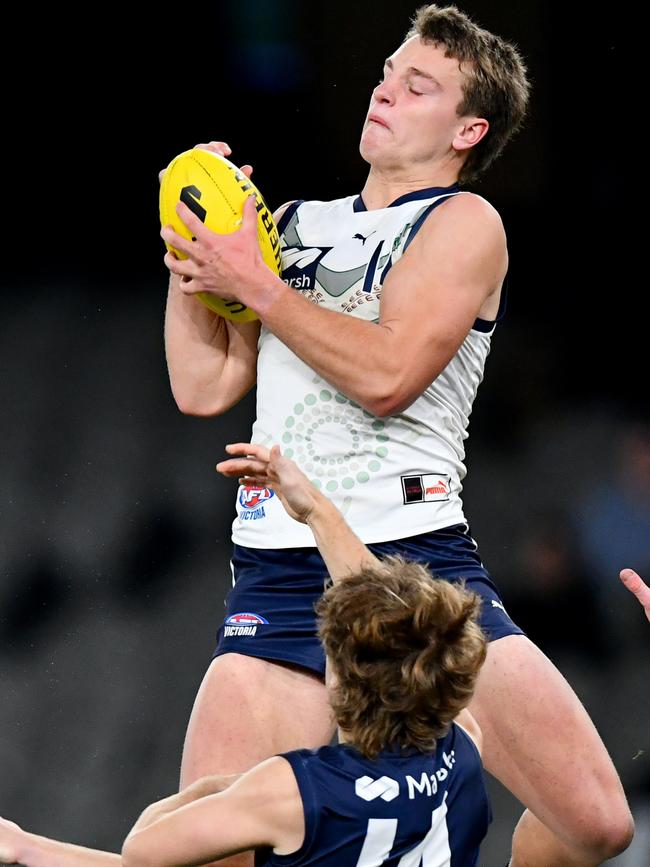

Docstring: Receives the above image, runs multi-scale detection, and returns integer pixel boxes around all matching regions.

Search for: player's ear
[453,117,489,152]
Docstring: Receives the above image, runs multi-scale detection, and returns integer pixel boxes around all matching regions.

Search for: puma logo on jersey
[425,480,449,496]
[401,473,451,504]
[353,230,376,245]
[355,775,400,802]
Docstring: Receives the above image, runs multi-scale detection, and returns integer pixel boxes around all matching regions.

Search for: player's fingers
[178,277,202,295]
[238,475,270,488]
[241,195,260,232]
[160,227,205,261]
[620,568,650,608]
[217,458,269,477]
[164,251,196,277]
[195,141,232,156]
[224,442,271,461]
[241,164,254,178]
[269,444,293,474]
[158,167,167,184]
[175,201,219,242]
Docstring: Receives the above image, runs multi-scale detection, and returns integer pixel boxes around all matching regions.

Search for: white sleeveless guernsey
[231,186,495,548]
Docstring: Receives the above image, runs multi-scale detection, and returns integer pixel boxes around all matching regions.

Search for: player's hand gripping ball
[159,148,281,322]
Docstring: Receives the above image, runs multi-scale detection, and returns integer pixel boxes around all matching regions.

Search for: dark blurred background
[1,1,648,864]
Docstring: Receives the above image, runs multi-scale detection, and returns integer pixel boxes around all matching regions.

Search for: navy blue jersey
[265,723,489,867]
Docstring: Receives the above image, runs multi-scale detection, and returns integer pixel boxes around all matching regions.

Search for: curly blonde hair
[316,556,487,758]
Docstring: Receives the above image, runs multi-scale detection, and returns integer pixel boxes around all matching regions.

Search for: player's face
[360,36,472,170]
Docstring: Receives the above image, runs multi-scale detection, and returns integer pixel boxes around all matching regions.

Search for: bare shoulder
[423,191,506,244]
[234,754,301,799]
[405,191,508,288]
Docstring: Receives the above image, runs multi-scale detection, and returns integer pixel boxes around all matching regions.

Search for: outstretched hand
[0,816,24,864]
[217,444,321,524]
[620,568,650,623]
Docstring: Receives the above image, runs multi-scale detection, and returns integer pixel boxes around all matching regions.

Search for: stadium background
[1,1,647,863]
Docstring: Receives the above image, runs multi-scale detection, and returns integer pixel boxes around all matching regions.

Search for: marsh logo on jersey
[355,775,400,802]
[238,486,274,521]
[282,244,390,299]
[282,246,333,290]
[401,473,451,505]
[223,612,269,637]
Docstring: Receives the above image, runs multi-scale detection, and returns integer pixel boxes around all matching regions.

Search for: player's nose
[372,78,396,105]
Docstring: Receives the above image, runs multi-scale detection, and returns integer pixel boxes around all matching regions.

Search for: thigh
[180,652,335,787]
[469,634,629,851]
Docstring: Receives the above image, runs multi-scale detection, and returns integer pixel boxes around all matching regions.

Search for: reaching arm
[122,757,303,867]
[163,191,507,417]
[128,774,241,835]
[0,777,241,867]
[0,816,120,867]
[218,443,380,581]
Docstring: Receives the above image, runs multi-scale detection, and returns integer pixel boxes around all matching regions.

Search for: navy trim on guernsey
[353,183,460,212]
[258,724,490,867]
[399,191,502,335]
[402,195,458,254]
[214,525,524,678]
[276,200,305,235]
[286,189,502,333]
[474,275,509,332]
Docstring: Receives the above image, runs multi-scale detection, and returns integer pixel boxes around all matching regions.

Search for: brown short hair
[316,556,487,758]
[407,4,530,183]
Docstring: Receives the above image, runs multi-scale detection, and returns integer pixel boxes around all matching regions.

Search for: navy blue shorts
[213,523,524,677]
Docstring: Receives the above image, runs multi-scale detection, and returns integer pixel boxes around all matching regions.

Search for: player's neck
[337,727,351,746]
[360,165,459,210]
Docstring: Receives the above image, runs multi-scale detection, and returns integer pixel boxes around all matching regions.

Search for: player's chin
[359,130,392,165]
[358,136,380,165]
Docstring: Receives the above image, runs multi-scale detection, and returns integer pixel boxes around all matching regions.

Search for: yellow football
[159,148,281,322]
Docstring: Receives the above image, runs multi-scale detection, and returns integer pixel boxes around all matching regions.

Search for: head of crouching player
[316,556,487,757]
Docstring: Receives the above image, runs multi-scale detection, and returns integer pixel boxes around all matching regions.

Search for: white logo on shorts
[355,775,400,802]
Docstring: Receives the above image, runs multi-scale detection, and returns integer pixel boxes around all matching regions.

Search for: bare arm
[164,192,507,417]
[164,278,260,416]
[0,816,120,867]
[122,757,303,867]
[161,141,294,417]
[0,777,241,867]
[218,443,380,581]
[129,774,241,834]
